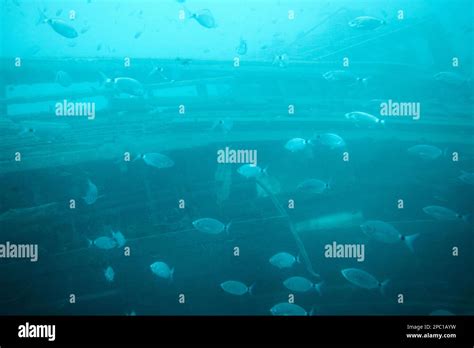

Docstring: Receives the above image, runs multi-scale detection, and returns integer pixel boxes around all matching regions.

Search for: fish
[284,138,310,152]
[150,261,174,280]
[423,205,467,222]
[237,164,266,179]
[220,281,254,296]
[111,230,126,247]
[88,236,117,250]
[341,268,390,294]
[313,133,346,149]
[348,16,386,30]
[322,70,366,86]
[270,303,311,316]
[236,37,247,55]
[104,266,115,282]
[345,111,384,126]
[192,218,231,235]
[37,9,78,38]
[297,179,330,194]
[55,70,72,87]
[459,171,474,185]
[138,153,174,169]
[82,179,99,205]
[407,145,443,160]
[100,73,145,96]
[360,220,419,253]
[283,276,323,294]
[185,8,217,29]
[269,252,299,269]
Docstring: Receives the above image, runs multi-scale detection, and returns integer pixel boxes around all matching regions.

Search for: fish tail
[296,253,301,264]
[404,233,420,253]
[36,8,47,25]
[248,282,256,295]
[87,238,93,247]
[182,5,193,19]
[314,281,324,296]
[170,268,175,282]
[225,220,233,235]
[98,71,111,86]
[380,279,391,296]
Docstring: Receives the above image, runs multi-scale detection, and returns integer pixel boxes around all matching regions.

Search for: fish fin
[87,238,93,247]
[404,233,419,253]
[314,281,324,296]
[248,282,256,295]
[308,306,316,316]
[170,268,175,282]
[380,279,390,296]
[262,166,268,176]
[296,253,301,264]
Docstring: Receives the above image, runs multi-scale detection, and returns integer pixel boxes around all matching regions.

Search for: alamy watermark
[324,241,365,262]
[0,241,38,262]
[380,99,420,120]
[217,146,257,165]
[55,99,96,120]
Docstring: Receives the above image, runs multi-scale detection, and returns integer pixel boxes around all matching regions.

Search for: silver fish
[348,16,385,30]
[297,179,330,194]
[269,252,299,269]
[112,230,126,247]
[360,220,419,252]
[37,9,78,38]
[150,261,174,280]
[345,111,384,126]
[283,276,323,294]
[314,133,346,149]
[89,236,117,250]
[237,164,266,179]
[423,205,466,221]
[188,8,217,29]
[220,281,254,296]
[82,179,98,205]
[341,268,389,294]
[270,303,311,316]
[192,218,230,235]
[104,266,115,282]
[285,138,309,152]
[408,145,443,160]
[140,153,174,169]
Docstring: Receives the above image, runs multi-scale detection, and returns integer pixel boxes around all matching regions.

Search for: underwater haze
[0,0,473,316]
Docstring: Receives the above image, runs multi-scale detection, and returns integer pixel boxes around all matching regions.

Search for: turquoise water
[0,0,473,316]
